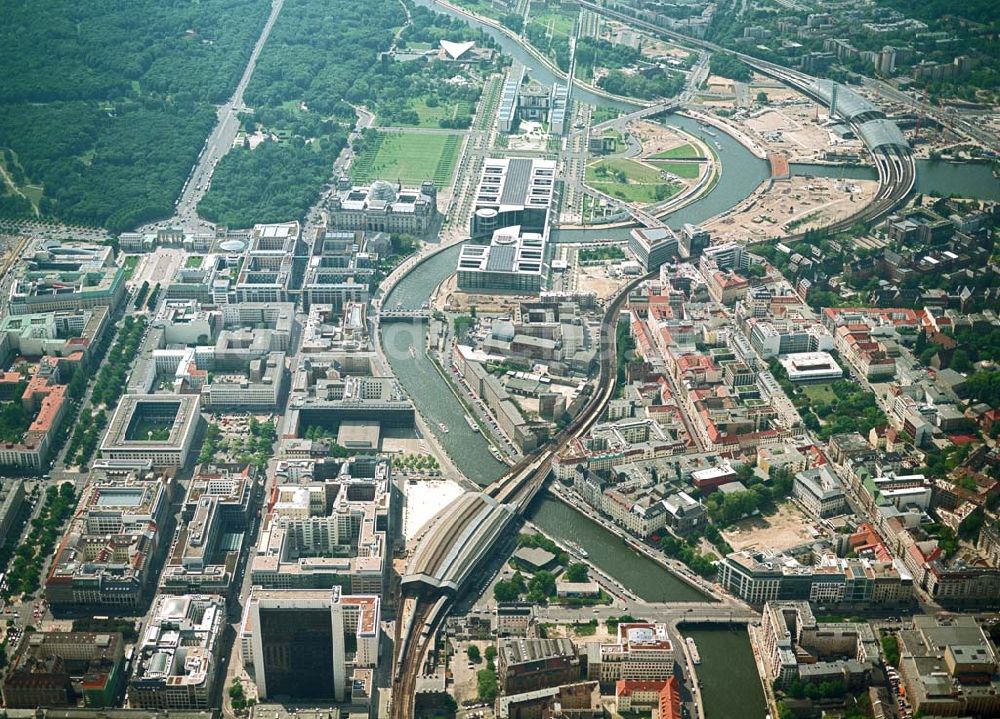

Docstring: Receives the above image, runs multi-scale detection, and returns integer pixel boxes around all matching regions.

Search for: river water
[526,495,709,602]
[388,0,786,705]
[682,626,769,718]
[386,0,753,599]
[382,245,506,486]
[790,159,998,201]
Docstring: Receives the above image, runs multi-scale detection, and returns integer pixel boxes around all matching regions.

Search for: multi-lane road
[138,0,286,235]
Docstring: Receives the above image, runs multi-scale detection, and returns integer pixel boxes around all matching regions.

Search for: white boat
[686,637,701,665]
[465,415,479,432]
[438,422,449,433]
[714,141,722,150]
[567,541,588,558]
[490,447,504,462]
[407,345,416,358]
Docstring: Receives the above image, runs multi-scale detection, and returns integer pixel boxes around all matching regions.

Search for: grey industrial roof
[402,493,514,593]
[810,79,879,121]
[857,118,910,150]
[500,159,533,206]
[486,243,517,272]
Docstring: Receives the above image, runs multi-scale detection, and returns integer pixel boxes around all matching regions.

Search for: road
[137,0,286,234]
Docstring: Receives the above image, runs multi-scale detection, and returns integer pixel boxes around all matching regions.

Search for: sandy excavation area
[705,175,879,244]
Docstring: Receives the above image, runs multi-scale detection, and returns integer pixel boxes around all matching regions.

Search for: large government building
[327,177,438,234]
[457,157,557,294]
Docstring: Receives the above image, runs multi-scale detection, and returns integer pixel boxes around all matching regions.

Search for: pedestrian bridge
[379,309,432,322]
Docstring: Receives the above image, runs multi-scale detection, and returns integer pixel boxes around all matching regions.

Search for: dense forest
[0,0,271,104]
[198,139,345,227]
[199,0,401,227]
[0,101,215,231]
[709,54,752,82]
[598,69,686,99]
[0,0,271,229]
[202,0,496,227]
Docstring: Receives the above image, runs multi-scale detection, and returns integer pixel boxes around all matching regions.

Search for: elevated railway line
[390,269,651,719]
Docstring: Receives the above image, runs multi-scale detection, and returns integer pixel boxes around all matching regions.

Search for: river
[413,0,772,236]
[382,244,714,600]
[526,495,709,602]
[382,245,506,486]
[389,1,773,704]
[385,0,755,601]
[682,626,769,719]
[791,160,999,201]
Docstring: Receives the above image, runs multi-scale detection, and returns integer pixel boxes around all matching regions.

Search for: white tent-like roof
[440,39,475,60]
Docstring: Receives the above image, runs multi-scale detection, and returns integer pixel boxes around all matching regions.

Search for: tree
[477,669,498,701]
[493,575,523,602]
[756,91,768,104]
[484,645,497,663]
[564,563,589,583]
[881,634,900,666]
[950,349,971,373]
[527,571,556,602]
[466,645,481,663]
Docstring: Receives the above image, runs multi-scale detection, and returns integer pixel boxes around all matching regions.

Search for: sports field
[351,130,461,187]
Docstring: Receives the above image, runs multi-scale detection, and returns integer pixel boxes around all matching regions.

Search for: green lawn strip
[585,157,682,204]
[588,181,679,205]
[651,143,700,159]
[801,383,838,403]
[351,130,460,186]
[586,157,663,184]
[649,160,702,179]
[529,8,577,37]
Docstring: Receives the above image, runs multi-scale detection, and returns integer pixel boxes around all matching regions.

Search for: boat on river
[686,637,701,665]
[438,422,449,433]
[465,415,479,432]
[567,541,589,558]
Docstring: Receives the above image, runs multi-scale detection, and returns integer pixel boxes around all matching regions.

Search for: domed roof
[220,239,246,253]
[369,180,397,203]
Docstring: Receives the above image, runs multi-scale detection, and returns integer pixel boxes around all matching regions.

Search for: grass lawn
[650,160,702,179]
[572,622,599,636]
[185,255,204,268]
[592,106,621,124]
[406,97,472,129]
[122,255,140,279]
[801,383,837,403]
[651,143,700,159]
[529,7,578,37]
[450,0,503,20]
[586,157,680,204]
[351,130,461,187]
